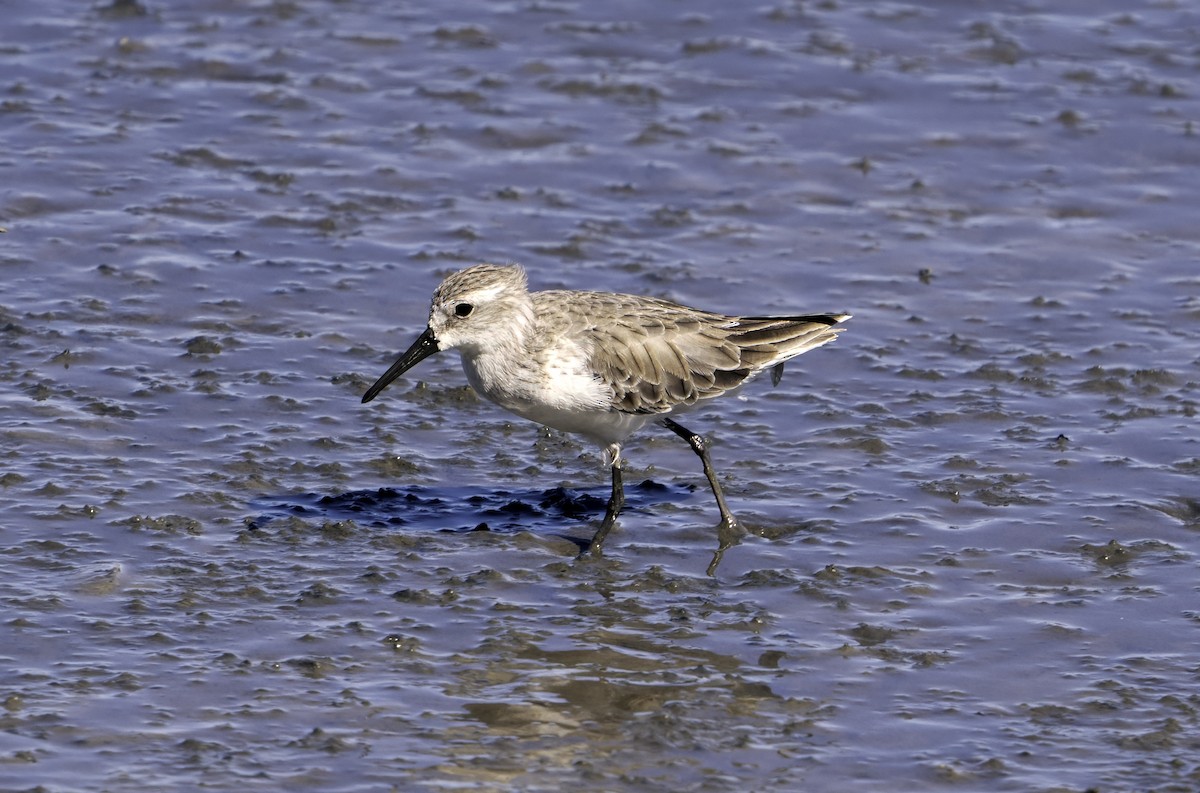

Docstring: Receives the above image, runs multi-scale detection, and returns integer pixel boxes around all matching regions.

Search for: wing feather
[534,291,848,415]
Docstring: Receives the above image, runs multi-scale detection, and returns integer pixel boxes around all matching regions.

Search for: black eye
[454,303,473,317]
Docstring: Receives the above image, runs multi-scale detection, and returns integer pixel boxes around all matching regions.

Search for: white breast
[458,339,648,447]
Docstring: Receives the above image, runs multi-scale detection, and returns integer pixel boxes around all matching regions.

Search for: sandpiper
[362,264,849,574]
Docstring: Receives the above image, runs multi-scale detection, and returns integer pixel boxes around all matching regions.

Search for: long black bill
[361,327,440,404]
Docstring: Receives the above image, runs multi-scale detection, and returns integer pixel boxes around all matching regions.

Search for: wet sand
[2,1,1198,790]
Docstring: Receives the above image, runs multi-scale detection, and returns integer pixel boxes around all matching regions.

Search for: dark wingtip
[740,312,850,326]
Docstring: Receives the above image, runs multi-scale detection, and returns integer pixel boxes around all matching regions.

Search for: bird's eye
[454,302,473,317]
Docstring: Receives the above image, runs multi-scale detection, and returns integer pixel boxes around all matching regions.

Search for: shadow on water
[247,480,695,550]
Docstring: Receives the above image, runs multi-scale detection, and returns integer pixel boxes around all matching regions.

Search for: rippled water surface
[3,1,1199,790]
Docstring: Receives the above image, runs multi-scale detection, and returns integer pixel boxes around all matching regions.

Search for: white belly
[459,347,650,447]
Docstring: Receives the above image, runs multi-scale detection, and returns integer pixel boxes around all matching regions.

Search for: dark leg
[661,417,745,574]
[585,458,623,555]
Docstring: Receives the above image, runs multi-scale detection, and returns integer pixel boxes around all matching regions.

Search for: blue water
[2,1,1198,790]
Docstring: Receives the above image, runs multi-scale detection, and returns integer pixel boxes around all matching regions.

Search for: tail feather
[726,314,850,371]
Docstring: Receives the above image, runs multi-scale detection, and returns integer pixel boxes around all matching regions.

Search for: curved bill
[361,327,440,404]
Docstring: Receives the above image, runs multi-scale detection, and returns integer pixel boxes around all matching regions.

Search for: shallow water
[2,0,1199,790]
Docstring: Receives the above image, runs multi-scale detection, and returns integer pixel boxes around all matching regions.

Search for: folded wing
[570,294,848,414]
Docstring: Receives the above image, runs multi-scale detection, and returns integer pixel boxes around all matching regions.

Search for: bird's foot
[577,539,604,561]
[577,514,617,561]
[706,515,746,576]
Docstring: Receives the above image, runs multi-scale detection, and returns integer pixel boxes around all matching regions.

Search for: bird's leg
[585,445,624,555]
[661,417,745,574]
[661,417,741,530]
